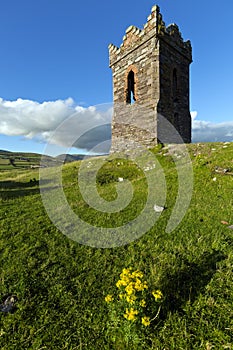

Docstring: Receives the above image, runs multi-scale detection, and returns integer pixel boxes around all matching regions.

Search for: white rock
[213,177,217,181]
[153,204,164,212]
[118,177,124,182]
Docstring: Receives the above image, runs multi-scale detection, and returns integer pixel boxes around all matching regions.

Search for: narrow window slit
[127,70,136,104]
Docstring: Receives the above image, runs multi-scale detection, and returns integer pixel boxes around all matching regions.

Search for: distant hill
[0,149,105,170]
[0,150,49,170]
[0,149,12,155]
[55,154,86,162]
[0,150,43,158]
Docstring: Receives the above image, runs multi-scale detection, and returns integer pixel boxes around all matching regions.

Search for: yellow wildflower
[125,282,134,295]
[126,294,137,304]
[121,276,130,284]
[116,279,129,288]
[124,308,139,321]
[121,267,132,275]
[134,278,145,292]
[120,268,132,280]
[141,316,150,326]
[119,293,125,300]
[152,290,163,300]
[131,270,144,279]
[140,299,146,307]
[105,294,114,303]
[116,280,122,288]
[134,279,148,291]
[134,278,143,291]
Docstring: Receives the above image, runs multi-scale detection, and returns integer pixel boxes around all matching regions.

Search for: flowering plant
[105,267,163,345]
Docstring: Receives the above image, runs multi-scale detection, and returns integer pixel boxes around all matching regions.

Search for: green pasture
[0,142,232,349]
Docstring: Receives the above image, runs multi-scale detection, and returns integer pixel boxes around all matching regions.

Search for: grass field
[0,142,232,349]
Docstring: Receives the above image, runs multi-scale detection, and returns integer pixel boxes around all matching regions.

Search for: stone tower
[109,5,192,152]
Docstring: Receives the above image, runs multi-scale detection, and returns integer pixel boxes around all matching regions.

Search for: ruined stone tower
[109,5,192,152]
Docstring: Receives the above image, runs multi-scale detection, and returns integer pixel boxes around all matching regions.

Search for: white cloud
[0,97,75,136]
[191,111,233,142]
[0,97,112,153]
[190,111,198,120]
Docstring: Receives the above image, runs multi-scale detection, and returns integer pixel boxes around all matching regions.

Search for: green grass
[0,142,233,349]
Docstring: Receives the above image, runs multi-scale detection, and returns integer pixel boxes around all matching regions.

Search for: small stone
[118,177,124,182]
[153,204,164,212]
[228,225,233,230]
[221,221,229,225]
[0,295,17,313]
[212,177,217,181]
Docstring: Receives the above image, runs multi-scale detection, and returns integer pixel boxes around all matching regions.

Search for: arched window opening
[126,70,136,104]
[172,68,178,101]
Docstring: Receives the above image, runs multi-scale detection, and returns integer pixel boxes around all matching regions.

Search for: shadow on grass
[0,180,39,189]
[159,249,226,318]
[0,179,55,199]
[0,188,40,199]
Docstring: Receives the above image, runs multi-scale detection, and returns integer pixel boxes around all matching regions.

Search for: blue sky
[0,0,232,154]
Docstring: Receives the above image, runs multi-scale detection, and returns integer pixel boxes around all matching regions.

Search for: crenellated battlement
[109,5,159,66]
[161,23,192,61]
[109,5,192,67]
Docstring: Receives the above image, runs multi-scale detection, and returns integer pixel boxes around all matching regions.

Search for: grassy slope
[0,142,232,349]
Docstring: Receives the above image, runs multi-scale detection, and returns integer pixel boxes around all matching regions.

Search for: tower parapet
[109,6,192,67]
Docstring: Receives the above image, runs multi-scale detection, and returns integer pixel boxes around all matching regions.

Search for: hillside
[0,142,232,349]
[0,149,99,170]
[0,150,52,170]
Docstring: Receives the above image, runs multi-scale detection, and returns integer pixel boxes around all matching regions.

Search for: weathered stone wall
[109,5,192,152]
[157,24,192,143]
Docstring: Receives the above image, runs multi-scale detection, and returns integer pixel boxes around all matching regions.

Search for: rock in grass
[153,204,164,213]
[0,295,17,313]
[221,221,229,225]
